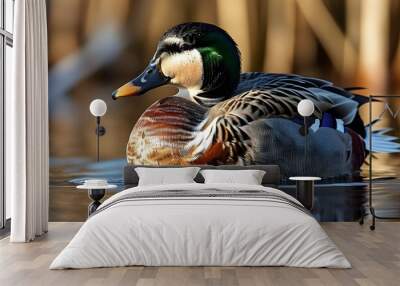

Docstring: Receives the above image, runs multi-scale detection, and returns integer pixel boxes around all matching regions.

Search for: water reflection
[50,157,126,186]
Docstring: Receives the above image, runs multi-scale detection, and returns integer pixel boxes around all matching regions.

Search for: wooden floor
[0,222,399,286]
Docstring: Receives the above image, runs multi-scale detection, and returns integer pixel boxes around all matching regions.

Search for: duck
[112,22,399,178]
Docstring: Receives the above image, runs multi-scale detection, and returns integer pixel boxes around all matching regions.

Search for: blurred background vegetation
[47,0,400,161]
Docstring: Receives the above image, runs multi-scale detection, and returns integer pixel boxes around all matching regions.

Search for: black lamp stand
[304,116,308,173]
[95,116,106,162]
[299,116,309,174]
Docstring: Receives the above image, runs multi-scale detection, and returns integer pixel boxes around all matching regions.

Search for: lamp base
[299,126,308,136]
[95,126,106,136]
[299,116,309,136]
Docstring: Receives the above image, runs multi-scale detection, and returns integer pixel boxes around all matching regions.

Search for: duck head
[112,22,241,107]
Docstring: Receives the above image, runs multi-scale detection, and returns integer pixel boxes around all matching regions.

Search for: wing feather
[189,72,363,164]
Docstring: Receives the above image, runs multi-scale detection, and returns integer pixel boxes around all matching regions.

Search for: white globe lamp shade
[90,99,107,117]
[297,99,314,117]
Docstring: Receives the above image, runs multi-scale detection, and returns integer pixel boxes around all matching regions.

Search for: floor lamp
[89,99,107,162]
[297,99,315,172]
[290,99,319,210]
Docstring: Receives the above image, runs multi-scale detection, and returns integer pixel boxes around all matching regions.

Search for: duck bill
[111,82,142,99]
[112,63,170,100]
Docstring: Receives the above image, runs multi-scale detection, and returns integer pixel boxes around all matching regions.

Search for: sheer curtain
[7,0,49,242]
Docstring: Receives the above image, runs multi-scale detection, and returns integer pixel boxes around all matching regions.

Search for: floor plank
[0,222,399,286]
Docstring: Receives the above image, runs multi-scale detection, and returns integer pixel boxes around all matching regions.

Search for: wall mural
[47,1,400,222]
[112,22,400,178]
